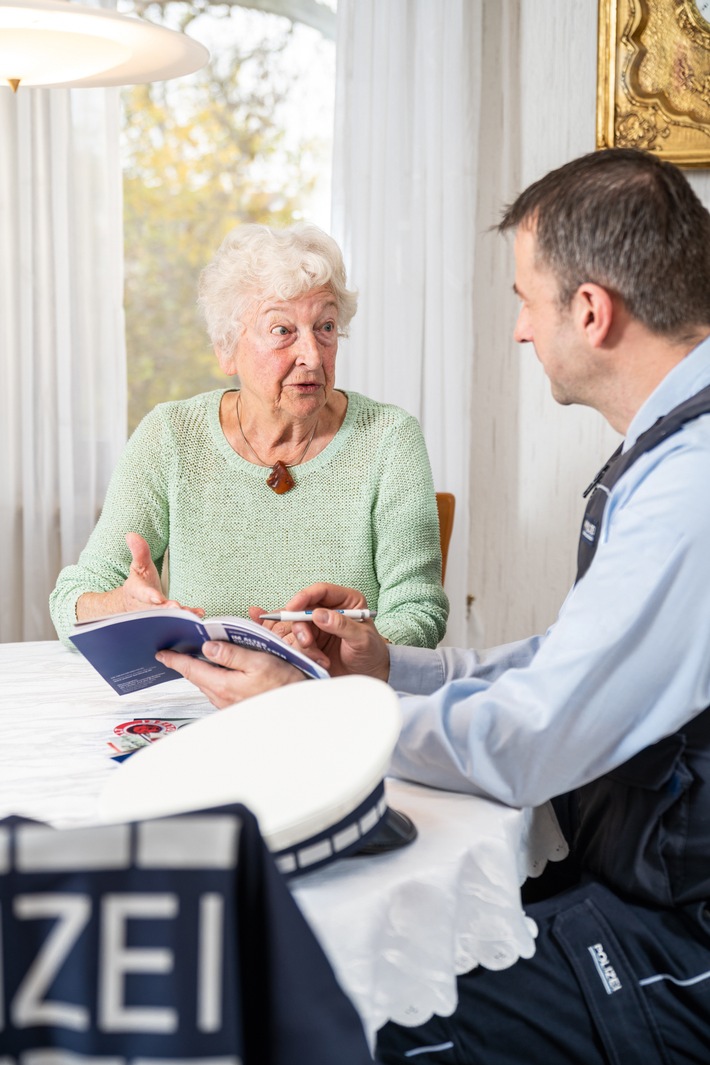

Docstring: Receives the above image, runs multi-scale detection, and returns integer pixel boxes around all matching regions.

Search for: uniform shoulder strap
[576,381,710,584]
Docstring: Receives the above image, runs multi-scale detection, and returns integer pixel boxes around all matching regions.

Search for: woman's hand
[156,640,304,709]
[278,583,391,681]
[75,533,204,622]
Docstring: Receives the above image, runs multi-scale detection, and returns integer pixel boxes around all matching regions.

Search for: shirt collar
[624,334,710,451]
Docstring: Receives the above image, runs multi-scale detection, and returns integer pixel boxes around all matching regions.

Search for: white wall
[468,0,710,648]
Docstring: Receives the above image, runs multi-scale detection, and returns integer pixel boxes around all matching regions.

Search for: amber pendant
[267,460,295,494]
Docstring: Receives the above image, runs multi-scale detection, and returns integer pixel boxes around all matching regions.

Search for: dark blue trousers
[375,880,710,1064]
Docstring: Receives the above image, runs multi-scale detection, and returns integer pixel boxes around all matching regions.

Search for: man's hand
[156,641,304,709]
[279,583,391,681]
[76,533,204,622]
[246,605,295,643]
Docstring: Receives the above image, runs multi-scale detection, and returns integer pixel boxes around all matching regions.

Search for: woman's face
[225,286,340,420]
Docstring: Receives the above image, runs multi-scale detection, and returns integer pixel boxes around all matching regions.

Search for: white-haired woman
[50,223,449,648]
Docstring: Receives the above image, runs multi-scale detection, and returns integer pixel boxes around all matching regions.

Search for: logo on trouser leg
[588,942,623,993]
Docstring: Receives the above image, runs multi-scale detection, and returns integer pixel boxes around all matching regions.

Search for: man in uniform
[160,148,710,1064]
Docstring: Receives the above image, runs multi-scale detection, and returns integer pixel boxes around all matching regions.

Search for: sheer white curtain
[0,29,126,641]
[331,0,482,646]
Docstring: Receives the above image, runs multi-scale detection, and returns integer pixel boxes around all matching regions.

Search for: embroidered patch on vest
[581,518,597,543]
[588,942,623,993]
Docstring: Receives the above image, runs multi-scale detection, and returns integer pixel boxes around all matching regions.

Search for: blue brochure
[70,607,329,695]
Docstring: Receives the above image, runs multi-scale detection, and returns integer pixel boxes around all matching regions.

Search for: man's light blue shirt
[388,338,710,807]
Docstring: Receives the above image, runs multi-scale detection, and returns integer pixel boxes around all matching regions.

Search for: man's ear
[573,282,614,347]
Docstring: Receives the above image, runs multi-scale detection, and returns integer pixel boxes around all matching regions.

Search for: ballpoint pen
[259,610,377,622]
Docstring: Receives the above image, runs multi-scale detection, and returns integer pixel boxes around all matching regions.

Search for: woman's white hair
[198,222,358,355]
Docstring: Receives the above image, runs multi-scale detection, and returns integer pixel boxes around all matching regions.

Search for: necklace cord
[235,394,318,469]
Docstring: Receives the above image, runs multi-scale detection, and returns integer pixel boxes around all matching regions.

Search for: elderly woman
[50,223,448,647]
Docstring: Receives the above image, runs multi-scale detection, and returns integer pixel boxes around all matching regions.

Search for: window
[118,0,336,431]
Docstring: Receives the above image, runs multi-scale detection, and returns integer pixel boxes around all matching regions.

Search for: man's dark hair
[499,148,710,338]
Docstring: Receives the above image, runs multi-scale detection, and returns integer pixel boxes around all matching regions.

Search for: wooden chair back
[435,492,456,583]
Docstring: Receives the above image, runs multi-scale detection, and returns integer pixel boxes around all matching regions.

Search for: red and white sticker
[114,719,178,739]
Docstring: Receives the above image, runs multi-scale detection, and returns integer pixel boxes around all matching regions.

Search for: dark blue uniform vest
[562,383,710,907]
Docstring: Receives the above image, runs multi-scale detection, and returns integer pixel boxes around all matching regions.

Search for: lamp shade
[0,0,209,90]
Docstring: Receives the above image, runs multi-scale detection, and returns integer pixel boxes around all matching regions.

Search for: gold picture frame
[597,0,710,166]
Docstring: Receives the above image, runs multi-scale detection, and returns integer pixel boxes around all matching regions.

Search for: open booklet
[69,606,329,696]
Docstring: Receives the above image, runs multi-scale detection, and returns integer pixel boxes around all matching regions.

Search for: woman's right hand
[75,533,205,622]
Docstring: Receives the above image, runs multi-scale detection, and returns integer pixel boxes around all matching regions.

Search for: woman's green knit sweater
[50,389,449,648]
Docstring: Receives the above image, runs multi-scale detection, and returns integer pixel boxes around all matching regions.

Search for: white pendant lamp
[0,0,209,92]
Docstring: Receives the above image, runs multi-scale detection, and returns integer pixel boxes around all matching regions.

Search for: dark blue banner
[0,805,371,1065]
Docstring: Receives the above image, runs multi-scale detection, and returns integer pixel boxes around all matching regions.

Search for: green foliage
[122,2,326,432]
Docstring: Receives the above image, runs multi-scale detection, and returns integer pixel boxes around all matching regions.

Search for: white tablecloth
[293,778,565,1039]
[0,640,568,1044]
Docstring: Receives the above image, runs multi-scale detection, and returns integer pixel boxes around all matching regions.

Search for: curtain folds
[0,76,126,641]
[332,0,482,646]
